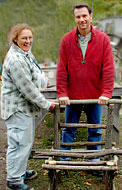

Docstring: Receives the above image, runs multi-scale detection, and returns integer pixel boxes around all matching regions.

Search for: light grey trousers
[5,111,45,184]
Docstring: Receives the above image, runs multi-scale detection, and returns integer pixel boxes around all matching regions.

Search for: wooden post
[105,104,114,151]
[54,105,60,150]
[112,96,121,146]
[48,170,59,190]
[105,171,115,190]
[105,104,115,190]
[48,105,61,190]
[102,97,121,147]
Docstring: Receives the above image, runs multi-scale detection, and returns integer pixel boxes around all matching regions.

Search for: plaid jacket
[1,44,51,120]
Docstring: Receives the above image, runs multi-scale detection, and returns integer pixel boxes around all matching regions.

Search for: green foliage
[75,112,88,143]
[75,128,88,142]
[0,0,121,65]
[42,134,54,149]
[44,113,54,128]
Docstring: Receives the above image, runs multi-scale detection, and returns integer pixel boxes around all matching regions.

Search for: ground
[0,107,122,190]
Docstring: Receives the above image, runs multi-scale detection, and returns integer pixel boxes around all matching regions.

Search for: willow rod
[55,99,122,104]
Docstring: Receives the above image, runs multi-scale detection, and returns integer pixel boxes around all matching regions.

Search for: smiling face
[74,7,92,36]
[14,29,33,52]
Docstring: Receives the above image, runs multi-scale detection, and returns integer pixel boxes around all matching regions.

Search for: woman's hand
[49,102,59,111]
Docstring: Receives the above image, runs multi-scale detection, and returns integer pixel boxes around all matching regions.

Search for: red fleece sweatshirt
[56,25,114,100]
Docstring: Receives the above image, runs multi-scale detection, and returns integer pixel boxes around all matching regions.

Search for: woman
[1,23,58,190]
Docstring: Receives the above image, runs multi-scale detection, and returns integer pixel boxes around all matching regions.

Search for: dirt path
[0,116,7,190]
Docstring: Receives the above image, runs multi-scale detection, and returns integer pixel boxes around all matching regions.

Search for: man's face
[74,7,92,32]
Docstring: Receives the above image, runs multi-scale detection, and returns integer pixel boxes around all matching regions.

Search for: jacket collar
[74,24,96,42]
[11,43,31,57]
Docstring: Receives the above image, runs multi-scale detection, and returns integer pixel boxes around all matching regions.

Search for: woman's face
[14,29,33,52]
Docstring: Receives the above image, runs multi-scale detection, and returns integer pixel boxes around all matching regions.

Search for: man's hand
[59,97,70,105]
[98,96,109,105]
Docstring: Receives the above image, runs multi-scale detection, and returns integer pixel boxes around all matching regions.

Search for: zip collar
[74,24,96,43]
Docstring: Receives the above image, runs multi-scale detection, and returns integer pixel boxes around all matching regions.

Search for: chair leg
[105,171,115,190]
[48,170,61,190]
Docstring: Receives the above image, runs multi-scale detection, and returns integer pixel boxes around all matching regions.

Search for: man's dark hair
[73,3,92,14]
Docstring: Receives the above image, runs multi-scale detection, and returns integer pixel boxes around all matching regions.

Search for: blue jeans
[61,104,102,153]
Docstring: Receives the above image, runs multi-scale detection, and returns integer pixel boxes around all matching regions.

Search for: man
[56,3,114,161]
